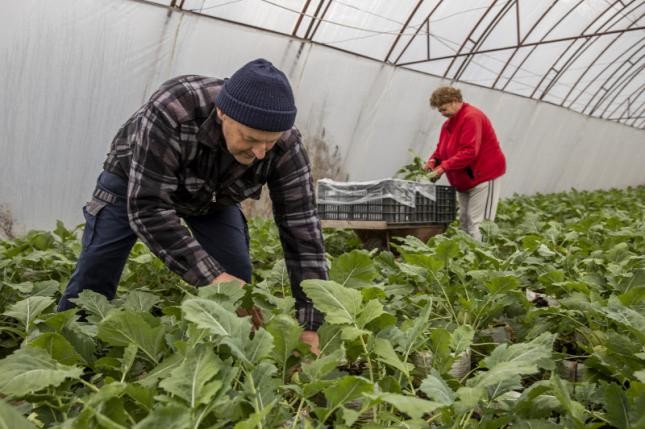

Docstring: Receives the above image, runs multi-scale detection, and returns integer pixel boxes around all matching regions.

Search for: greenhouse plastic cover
[172,0,645,129]
[317,178,436,207]
[1,0,643,232]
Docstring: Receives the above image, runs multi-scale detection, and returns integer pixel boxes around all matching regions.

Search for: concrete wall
[1,0,643,232]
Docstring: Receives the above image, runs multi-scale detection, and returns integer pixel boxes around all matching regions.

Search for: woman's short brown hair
[430,86,463,108]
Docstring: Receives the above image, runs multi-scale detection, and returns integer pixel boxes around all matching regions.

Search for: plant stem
[358,334,374,383]
[290,397,306,429]
[430,271,458,323]
[245,368,264,429]
[78,378,100,393]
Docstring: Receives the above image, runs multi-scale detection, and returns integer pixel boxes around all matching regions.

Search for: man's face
[217,109,284,165]
[437,101,462,118]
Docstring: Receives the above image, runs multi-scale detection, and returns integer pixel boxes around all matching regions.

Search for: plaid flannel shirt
[103,75,327,330]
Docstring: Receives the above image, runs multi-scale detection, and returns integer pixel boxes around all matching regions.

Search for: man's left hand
[299,330,320,356]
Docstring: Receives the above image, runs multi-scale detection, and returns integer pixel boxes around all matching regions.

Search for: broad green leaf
[537,244,556,257]
[455,386,486,413]
[371,393,442,419]
[236,328,274,364]
[198,281,245,309]
[71,290,113,321]
[41,309,77,332]
[0,347,83,397]
[595,296,645,340]
[318,324,343,355]
[485,275,520,295]
[304,379,335,399]
[323,376,372,410]
[183,297,273,364]
[301,348,344,382]
[450,324,474,355]
[257,259,289,291]
[635,369,645,383]
[132,405,191,429]
[435,239,460,265]
[0,398,37,429]
[129,253,154,264]
[97,310,165,364]
[392,234,430,253]
[551,375,586,427]
[234,400,276,429]
[123,291,160,313]
[419,369,456,406]
[402,253,444,272]
[265,315,302,376]
[483,331,554,369]
[182,297,250,338]
[330,250,378,288]
[469,333,554,391]
[341,407,362,427]
[4,281,34,294]
[138,353,185,388]
[159,345,222,408]
[301,280,362,325]
[62,325,97,365]
[514,420,562,429]
[120,343,138,381]
[430,328,452,366]
[374,338,413,377]
[341,326,370,341]
[125,384,155,410]
[243,361,278,411]
[31,280,60,297]
[84,382,128,408]
[397,301,432,358]
[603,382,629,429]
[511,381,560,418]
[28,332,85,365]
[396,262,427,281]
[619,285,645,306]
[3,296,54,331]
[356,299,385,328]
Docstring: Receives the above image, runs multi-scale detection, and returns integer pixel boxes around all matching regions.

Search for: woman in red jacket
[424,86,506,241]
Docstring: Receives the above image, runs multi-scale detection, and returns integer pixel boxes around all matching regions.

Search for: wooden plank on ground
[320,220,388,230]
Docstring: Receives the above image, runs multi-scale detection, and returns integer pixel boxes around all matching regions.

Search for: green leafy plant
[0,185,643,427]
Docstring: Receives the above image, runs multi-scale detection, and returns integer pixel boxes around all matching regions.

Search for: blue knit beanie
[216,58,297,132]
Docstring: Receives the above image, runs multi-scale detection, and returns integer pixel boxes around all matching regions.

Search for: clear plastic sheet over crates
[316,178,456,224]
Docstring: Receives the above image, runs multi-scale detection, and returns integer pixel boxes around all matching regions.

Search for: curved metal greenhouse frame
[155,0,644,128]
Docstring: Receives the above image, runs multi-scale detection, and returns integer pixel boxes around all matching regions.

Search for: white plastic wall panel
[1,0,643,233]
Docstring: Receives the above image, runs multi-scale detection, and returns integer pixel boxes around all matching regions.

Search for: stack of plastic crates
[316,179,456,224]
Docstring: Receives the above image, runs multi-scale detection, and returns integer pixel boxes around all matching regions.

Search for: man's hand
[212,272,245,287]
[299,330,320,356]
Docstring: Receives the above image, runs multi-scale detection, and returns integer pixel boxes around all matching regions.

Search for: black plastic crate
[316,180,456,224]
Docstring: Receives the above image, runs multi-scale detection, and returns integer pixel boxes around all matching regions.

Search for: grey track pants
[457,178,501,241]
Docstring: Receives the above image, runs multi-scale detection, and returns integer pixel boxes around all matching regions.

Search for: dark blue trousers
[57,171,251,311]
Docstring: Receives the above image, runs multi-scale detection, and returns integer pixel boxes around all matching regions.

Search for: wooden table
[321,220,447,251]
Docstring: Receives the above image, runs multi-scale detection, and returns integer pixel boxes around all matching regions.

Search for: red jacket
[429,103,506,192]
